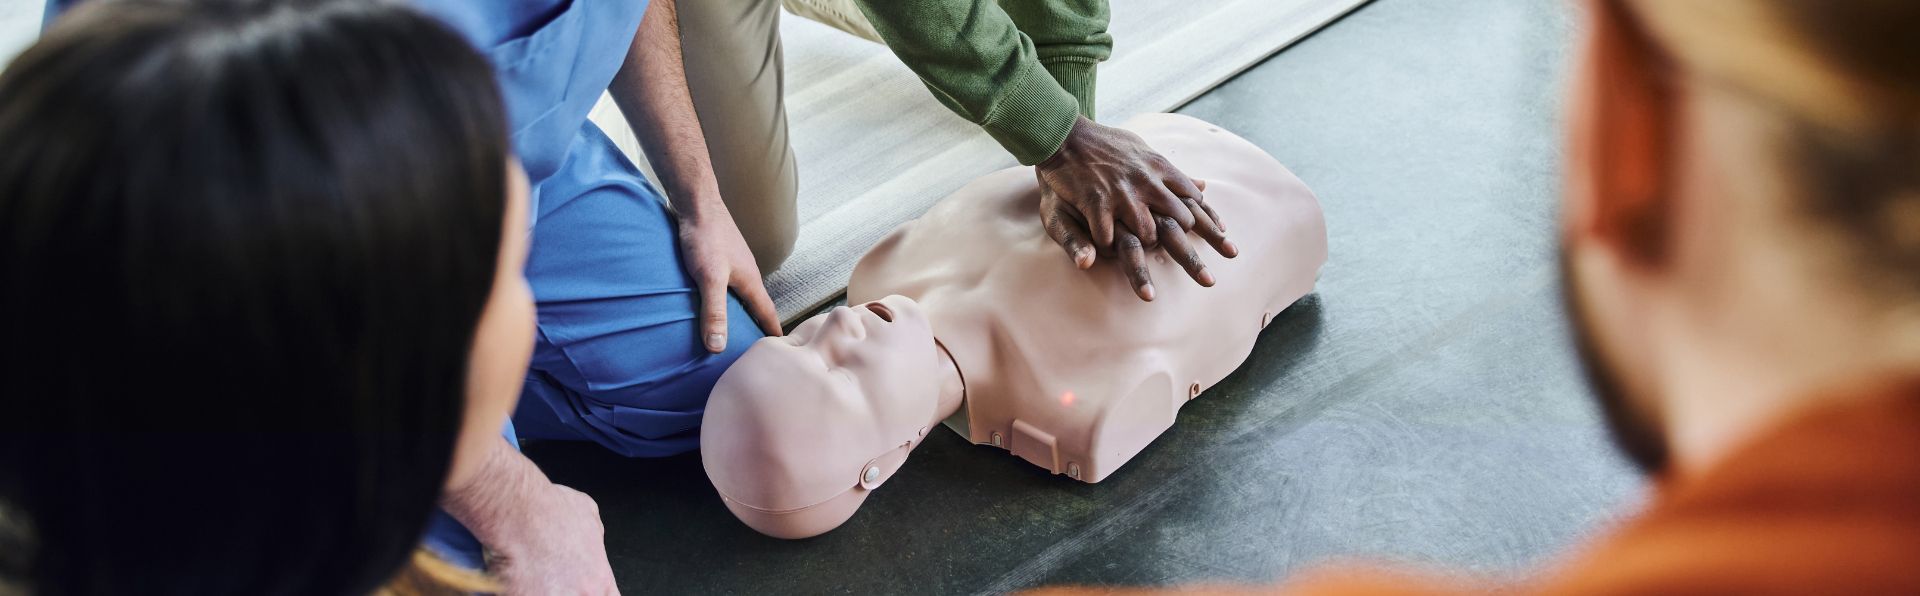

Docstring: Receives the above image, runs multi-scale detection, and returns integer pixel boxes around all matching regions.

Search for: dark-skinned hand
[1036,117,1236,300]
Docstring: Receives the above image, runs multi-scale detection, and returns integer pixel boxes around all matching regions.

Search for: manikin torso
[848,113,1327,483]
[701,114,1327,538]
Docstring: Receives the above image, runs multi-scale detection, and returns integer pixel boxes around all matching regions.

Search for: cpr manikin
[701,114,1328,539]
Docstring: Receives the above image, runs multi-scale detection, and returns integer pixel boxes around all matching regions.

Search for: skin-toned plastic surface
[700,294,963,539]
[702,113,1327,538]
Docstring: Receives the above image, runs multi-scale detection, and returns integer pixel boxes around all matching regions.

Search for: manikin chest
[848,113,1329,483]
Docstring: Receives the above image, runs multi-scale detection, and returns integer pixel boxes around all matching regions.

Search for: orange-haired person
[1036,0,1920,593]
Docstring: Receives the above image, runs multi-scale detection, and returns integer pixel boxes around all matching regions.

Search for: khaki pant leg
[780,0,884,44]
[677,0,800,272]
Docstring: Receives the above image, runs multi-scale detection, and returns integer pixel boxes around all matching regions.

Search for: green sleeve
[852,0,1112,165]
[1000,0,1110,120]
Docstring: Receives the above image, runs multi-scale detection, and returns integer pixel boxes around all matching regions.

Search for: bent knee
[747,222,797,274]
[727,181,797,273]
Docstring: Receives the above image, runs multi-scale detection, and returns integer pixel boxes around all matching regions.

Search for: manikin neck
[932,336,967,423]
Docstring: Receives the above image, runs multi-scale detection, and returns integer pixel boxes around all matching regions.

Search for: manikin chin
[702,114,1329,539]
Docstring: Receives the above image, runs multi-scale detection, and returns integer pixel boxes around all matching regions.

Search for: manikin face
[782,295,941,396]
[702,295,942,537]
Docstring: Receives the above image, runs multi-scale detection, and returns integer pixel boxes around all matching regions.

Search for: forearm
[440,438,554,544]
[441,438,614,591]
[851,0,1086,165]
[610,0,726,222]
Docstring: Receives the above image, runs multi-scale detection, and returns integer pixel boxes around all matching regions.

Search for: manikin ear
[1567,0,1678,268]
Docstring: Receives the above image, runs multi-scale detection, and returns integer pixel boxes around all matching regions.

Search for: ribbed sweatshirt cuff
[981,59,1082,165]
[1042,59,1098,120]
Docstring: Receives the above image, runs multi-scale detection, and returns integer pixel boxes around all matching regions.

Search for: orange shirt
[1032,379,1920,595]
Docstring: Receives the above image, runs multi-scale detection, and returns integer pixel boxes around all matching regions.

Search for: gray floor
[521,0,1645,593]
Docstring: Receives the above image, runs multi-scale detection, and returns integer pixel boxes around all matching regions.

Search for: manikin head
[702,295,945,538]
[1564,0,1920,476]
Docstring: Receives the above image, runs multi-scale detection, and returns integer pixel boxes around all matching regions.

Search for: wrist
[1037,115,1094,172]
[668,185,729,226]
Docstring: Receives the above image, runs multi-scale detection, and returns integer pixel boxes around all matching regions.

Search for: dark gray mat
[524,0,1644,592]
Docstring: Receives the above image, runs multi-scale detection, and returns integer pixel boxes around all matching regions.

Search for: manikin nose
[824,306,867,341]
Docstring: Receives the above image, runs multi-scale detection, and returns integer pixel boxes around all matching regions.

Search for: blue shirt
[412,0,650,210]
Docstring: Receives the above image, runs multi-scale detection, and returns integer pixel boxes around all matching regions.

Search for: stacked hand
[1036,116,1237,300]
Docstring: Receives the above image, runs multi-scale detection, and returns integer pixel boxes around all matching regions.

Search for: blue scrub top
[413,0,649,207]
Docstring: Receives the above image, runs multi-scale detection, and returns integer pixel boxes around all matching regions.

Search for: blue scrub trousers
[515,122,761,457]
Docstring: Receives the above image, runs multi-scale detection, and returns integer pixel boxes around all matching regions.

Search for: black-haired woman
[0,1,547,593]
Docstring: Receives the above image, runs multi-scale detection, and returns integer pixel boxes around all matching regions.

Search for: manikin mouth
[864,301,895,322]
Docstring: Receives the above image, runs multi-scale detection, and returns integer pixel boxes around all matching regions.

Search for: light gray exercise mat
[593,0,1373,319]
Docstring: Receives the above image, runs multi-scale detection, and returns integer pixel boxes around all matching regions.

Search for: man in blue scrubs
[401,0,787,591]
[50,0,778,591]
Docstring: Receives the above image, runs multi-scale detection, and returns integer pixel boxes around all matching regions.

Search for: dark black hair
[0,0,509,593]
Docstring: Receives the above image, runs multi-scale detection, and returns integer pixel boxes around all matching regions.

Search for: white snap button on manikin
[863,465,881,484]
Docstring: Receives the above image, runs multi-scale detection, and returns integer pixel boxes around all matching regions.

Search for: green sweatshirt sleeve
[852,0,1112,165]
[1003,0,1109,119]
